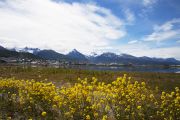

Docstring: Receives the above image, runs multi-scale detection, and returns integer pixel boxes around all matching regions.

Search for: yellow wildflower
[41,111,47,117]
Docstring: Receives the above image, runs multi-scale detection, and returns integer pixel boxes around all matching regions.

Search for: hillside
[0,46,41,59]
[1,45,180,65]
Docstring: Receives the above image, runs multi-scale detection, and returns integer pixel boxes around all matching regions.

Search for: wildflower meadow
[0,74,179,120]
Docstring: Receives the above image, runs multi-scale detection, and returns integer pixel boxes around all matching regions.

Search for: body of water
[30,64,180,73]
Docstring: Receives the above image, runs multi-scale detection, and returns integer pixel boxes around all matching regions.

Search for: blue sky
[0,0,180,59]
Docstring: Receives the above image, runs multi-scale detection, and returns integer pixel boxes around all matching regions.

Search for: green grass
[0,65,179,92]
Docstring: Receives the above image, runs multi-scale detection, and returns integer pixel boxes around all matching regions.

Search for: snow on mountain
[67,49,88,61]
[2,45,180,65]
[11,47,40,54]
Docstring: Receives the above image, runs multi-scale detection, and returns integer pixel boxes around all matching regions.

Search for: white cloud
[143,0,157,7]
[144,30,178,41]
[116,44,180,60]
[138,47,180,60]
[124,9,135,24]
[144,19,180,42]
[153,19,180,32]
[128,40,138,44]
[119,19,180,60]
[0,0,126,54]
[111,0,158,7]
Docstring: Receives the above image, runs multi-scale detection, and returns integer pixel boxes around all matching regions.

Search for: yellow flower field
[0,74,179,120]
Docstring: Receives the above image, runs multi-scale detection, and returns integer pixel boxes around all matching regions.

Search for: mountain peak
[67,49,88,61]
[72,49,78,52]
[0,45,6,50]
[70,49,80,54]
[1,45,179,65]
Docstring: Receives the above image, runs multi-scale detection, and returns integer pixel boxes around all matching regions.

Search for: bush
[0,75,179,120]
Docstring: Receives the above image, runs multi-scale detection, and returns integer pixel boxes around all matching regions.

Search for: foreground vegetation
[0,75,179,119]
[0,65,180,91]
[0,65,180,119]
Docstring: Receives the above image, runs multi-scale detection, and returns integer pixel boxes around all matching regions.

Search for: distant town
[1,46,180,67]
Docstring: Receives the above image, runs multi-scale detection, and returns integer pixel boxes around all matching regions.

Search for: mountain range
[0,45,180,65]
[0,46,41,60]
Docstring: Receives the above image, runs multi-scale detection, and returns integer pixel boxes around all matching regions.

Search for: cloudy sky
[0,0,180,59]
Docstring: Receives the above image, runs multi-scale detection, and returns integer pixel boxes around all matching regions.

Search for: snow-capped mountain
[2,45,180,65]
[99,52,118,58]
[12,47,40,54]
[89,52,99,57]
[67,49,88,62]
[91,52,180,65]
[0,45,41,59]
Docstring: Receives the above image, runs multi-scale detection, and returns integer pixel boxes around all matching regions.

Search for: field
[0,65,180,119]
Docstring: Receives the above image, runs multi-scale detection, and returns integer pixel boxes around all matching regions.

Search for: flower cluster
[0,75,179,119]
